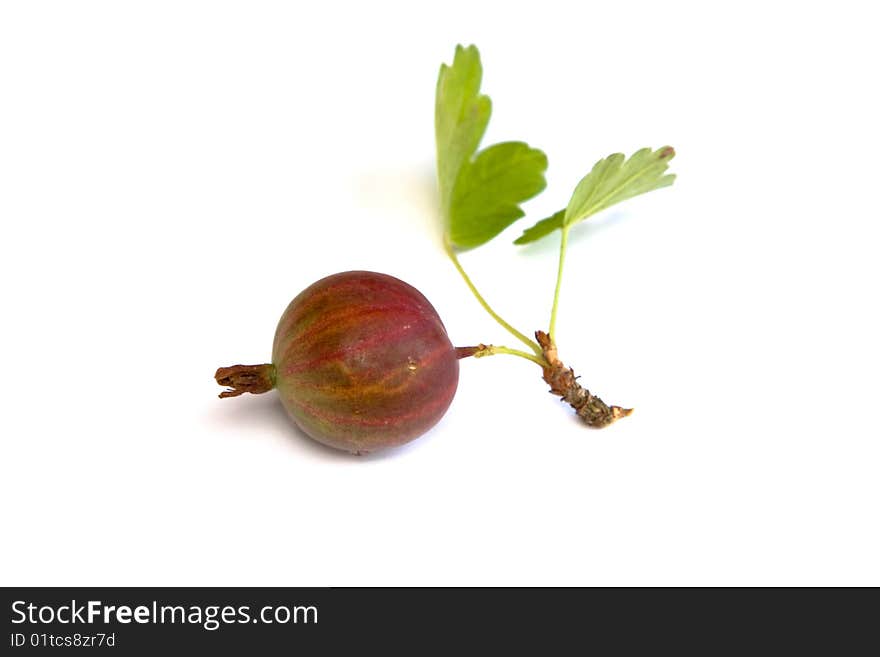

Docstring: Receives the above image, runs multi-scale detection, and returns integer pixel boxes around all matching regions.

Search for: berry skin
[271,271,459,453]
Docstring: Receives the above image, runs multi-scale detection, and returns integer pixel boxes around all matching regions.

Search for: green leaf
[513,208,565,245]
[565,146,676,225]
[449,142,548,249]
[435,45,547,250]
[435,45,491,222]
[516,146,676,244]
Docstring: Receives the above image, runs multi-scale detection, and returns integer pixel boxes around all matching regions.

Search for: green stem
[548,225,570,340]
[473,344,548,367]
[445,239,543,356]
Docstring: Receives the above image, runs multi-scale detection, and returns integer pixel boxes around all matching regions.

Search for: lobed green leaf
[565,146,676,226]
[449,142,548,249]
[435,45,547,250]
[513,209,565,245]
[516,146,676,244]
[435,45,491,223]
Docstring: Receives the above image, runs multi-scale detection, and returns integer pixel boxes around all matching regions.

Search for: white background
[2,1,878,586]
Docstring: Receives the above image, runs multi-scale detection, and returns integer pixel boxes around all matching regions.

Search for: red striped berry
[217,271,460,453]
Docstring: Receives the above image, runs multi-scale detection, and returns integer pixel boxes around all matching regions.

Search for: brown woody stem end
[535,331,632,428]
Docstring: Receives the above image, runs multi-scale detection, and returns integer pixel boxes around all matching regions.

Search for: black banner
[1,587,874,652]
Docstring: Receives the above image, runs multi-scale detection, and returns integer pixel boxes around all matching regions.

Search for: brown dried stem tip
[215,364,276,398]
[535,331,632,428]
